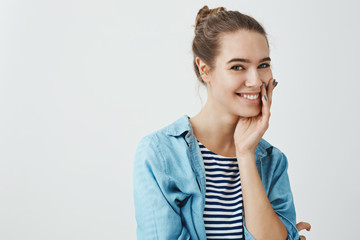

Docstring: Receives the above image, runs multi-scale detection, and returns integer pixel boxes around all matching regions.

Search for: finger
[300,235,306,240]
[296,221,312,231]
[261,82,270,122]
[267,77,277,104]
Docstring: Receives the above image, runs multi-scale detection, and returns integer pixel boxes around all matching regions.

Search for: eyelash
[231,63,270,70]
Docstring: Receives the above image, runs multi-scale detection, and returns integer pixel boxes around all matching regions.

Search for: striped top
[197,139,244,240]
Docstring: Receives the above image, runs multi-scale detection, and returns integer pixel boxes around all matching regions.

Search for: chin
[237,108,261,117]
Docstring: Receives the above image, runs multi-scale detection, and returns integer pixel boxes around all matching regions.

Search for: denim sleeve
[242,152,300,240]
[133,136,190,240]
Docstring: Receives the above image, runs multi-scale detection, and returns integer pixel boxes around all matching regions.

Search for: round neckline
[197,139,237,158]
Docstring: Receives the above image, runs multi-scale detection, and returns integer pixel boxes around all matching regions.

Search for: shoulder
[138,114,192,150]
[136,118,183,151]
[134,115,189,170]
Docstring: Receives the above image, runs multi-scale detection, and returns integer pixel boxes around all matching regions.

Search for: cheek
[261,69,273,79]
[211,82,236,102]
[220,82,239,96]
[211,71,243,96]
[212,76,236,92]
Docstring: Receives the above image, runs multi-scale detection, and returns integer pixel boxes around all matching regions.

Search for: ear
[196,57,210,84]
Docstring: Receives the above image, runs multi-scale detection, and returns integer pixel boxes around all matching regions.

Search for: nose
[244,69,263,89]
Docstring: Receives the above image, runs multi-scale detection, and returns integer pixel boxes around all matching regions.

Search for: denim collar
[166,114,273,159]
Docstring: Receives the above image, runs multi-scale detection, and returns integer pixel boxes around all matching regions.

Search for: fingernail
[273,79,276,85]
[275,81,278,87]
[264,96,267,101]
[264,83,266,89]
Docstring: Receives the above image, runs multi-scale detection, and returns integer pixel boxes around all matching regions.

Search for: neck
[189,98,240,157]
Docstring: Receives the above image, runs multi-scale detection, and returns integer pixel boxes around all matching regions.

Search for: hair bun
[194,5,226,33]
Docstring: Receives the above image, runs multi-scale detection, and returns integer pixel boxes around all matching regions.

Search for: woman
[133,5,311,240]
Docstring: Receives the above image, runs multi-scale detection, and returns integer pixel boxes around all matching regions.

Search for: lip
[236,93,261,104]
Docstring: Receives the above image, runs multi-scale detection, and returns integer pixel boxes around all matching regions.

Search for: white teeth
[243,94,259,100]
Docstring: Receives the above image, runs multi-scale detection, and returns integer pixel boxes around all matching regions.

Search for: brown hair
[192,5,269,86]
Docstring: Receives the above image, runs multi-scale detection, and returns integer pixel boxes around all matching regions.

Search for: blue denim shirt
[133,114,300,240]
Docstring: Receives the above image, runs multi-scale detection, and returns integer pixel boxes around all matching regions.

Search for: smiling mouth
[236,93,260,100]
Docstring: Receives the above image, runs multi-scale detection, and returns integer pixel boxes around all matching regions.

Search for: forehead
[216,30,269,64]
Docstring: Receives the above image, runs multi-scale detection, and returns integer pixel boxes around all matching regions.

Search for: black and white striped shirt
[197,139,244,239]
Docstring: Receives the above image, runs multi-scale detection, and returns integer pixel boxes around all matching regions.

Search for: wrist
[235,151,255,162]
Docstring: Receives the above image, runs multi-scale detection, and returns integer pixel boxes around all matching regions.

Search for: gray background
[1,0,359,239]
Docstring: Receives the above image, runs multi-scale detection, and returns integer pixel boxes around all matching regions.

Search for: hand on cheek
[261,78,277,125]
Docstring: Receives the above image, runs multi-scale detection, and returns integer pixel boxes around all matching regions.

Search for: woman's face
[199,29,273,118]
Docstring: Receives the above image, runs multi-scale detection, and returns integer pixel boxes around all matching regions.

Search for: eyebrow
[227,57,271,64]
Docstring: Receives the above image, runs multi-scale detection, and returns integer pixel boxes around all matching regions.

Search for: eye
[231,65,244,70]
[259,63,270,68]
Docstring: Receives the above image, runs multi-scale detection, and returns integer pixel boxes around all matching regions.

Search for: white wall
[1,0,359,239]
